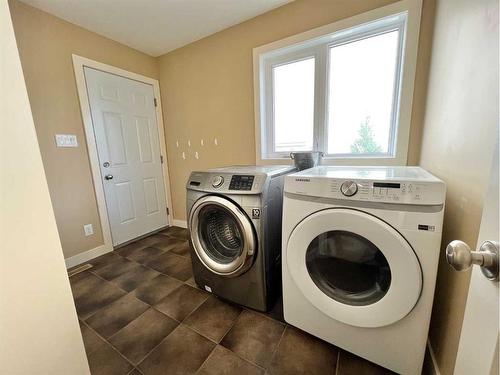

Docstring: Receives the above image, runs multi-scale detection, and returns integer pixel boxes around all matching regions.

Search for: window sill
[258,155,406,167]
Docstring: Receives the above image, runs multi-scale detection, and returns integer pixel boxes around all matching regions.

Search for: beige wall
[9,0,435,257]
[158,0,435,221]
[9,0,159,259]
[0,1,89,373]
[420,0,498,373]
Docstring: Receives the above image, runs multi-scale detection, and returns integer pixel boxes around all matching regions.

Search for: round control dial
[212,175,224,188]
[340,181,358,197]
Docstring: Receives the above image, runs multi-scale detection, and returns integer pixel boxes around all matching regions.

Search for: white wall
[0,1,90,373]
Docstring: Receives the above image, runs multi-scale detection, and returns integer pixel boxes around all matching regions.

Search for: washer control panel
[229,175,255,191]
[187,172,267,194]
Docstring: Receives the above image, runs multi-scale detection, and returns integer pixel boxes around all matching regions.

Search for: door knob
[446,240,499,281]
[104,174,114,180]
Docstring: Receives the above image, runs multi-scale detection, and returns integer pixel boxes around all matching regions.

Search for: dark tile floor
[69,226,394,375]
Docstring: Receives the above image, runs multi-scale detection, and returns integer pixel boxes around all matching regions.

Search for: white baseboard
[426,340,441,375]
[65,244,112,269]
[171,219,187,228]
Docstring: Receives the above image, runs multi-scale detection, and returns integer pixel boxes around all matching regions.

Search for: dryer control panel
[286,166,446,206]
[325,179,442,205]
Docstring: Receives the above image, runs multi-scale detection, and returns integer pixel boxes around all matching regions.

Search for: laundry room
[1,0,498,374]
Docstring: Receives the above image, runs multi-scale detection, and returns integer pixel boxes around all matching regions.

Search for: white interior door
[84,67,168,246]
[452,140,499,374]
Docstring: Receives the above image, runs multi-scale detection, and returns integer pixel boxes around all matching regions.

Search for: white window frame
[253,0,422,166]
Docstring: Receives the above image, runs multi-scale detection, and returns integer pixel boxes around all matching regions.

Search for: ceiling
[20,0,292,56]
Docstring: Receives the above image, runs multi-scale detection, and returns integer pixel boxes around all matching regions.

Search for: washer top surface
[187,165,295,194]
[205,165,295,177]
[293,166,440,182]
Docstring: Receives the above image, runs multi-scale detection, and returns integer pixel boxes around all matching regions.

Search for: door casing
[73,54,173,259]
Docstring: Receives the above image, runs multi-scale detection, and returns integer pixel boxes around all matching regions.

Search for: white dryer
[282,166,446,374]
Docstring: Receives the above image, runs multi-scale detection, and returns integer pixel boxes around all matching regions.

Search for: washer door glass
[189,195,256,276]
[198,204,244,264]
[306,231,391,306]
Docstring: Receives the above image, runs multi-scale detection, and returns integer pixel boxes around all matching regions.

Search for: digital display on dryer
[229,175,254,191]
[373,182,401,189]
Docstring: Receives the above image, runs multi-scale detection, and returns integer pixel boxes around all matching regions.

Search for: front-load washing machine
[282,166,446,374]
[187,165,295,311]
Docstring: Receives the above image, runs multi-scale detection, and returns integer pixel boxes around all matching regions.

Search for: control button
[212,175,224,188]
[340,181,358,197]
[380,188,388,196]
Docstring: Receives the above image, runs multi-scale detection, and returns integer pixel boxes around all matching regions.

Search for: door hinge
[166,207,170,215]
[153,98,158,107]
[160,155,164,164]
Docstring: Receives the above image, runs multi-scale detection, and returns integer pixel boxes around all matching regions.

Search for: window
[327,30,399,156]
[255,2,421,164]
[273,58,315,152]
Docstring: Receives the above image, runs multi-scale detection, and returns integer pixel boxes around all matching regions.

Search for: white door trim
[72,54,173,257]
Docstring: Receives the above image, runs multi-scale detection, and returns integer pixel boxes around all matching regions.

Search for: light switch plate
[55,134,78,148]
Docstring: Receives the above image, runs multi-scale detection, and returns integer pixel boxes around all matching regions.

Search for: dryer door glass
[285,208,422,327]
[198,204,244,263]
[306,230,391,306]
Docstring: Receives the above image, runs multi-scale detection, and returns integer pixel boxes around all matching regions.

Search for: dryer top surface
[291,166,442,182]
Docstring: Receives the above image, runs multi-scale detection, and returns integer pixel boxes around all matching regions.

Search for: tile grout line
[77,228,291,374]
[78,227,344,374]
[112,245,194,287]
[193,339,218,374]
[108,283,205,367]
[224,342,268,372]
[217,308,244,344]
[105,306,154,342]
[218,307,243,339]
[125,307,190,367]
[178,296,212,331]
[75,229,193,368]
[265,322,287,371]
[335,349,341,375]
[181,306,268,372]
[80,319,136,369]
[196,325,268,373]
[79,246,193,320]
[134,322,188,370]
[242,304,286,326]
